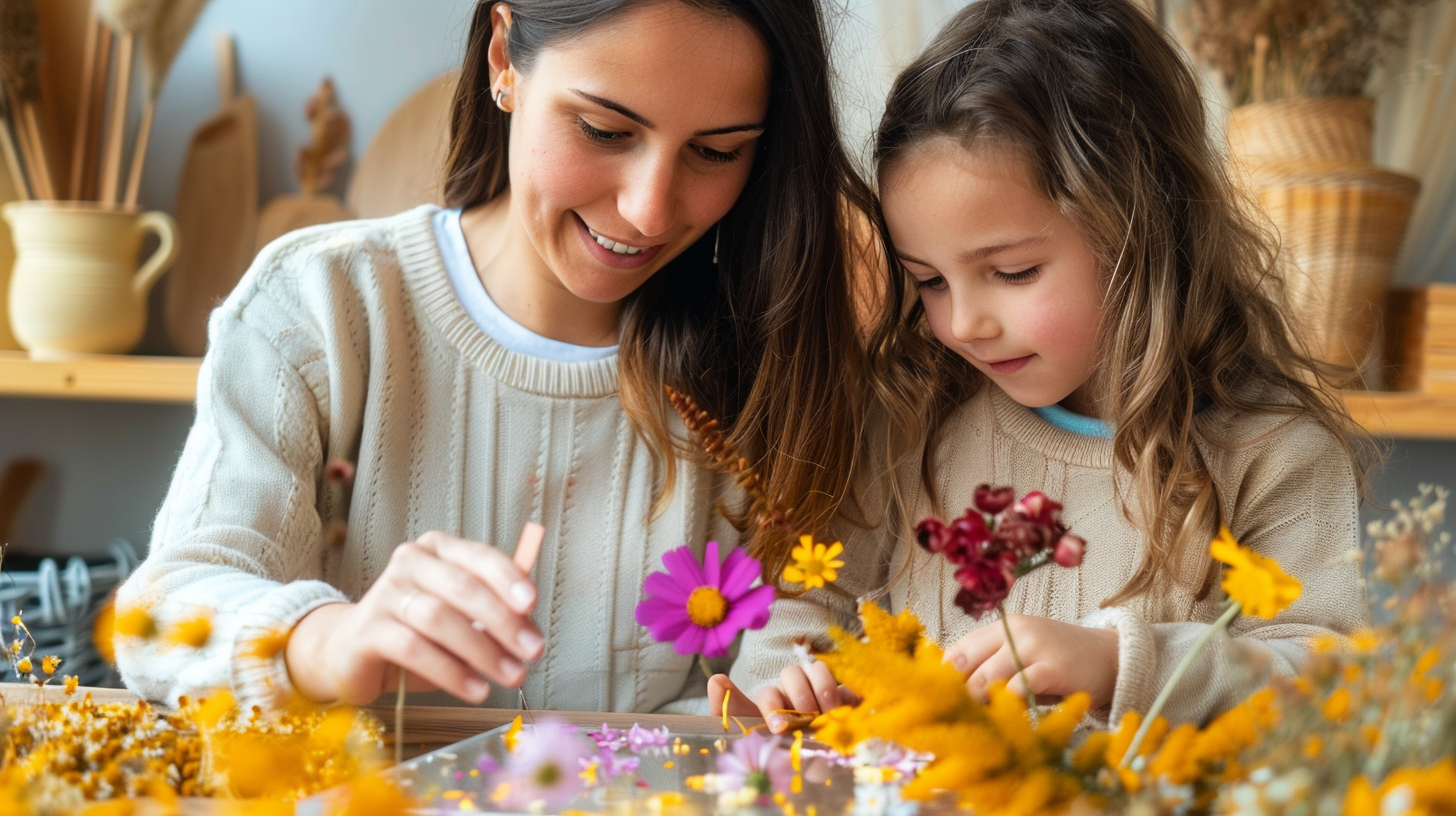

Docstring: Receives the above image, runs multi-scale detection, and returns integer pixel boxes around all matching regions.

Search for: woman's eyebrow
[570,89,765,137]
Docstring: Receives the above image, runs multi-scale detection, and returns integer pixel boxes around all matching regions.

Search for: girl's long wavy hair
[868,0,1377,604]
[442,0,880,582]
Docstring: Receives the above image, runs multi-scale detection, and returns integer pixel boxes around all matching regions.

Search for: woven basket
[1227,97,1374,167]
[1247,160,1420,376]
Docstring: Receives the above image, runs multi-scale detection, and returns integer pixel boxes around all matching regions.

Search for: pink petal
[700,624,736,658]
[702,541,722,587]
[661,545,707,586]
[720,547,765,598]
[674,625,708,656]
[644,571,692,604]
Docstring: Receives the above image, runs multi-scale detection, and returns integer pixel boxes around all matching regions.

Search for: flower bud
[914,518,949,554]
[1011,491,1063,527]
[1053,534,1086,568]
[973,484,1015,515]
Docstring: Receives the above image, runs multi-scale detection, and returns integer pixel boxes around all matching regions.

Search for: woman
[115,0,878,713]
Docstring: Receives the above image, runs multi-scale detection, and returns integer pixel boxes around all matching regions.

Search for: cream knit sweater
[116,206,740,713]
[733,385,1370,727]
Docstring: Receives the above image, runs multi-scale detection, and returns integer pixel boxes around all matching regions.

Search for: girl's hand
[284,530,545,706]
[708,662,857,734]
[943,614,1119,710]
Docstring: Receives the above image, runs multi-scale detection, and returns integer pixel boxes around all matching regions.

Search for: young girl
[115,0,880,713]
[720,0,1374,730]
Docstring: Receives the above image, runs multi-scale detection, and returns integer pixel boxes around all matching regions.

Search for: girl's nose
[949,294,998,344]
[618,152,677,240]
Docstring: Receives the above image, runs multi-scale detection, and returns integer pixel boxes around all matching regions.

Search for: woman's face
[494,1,770,304]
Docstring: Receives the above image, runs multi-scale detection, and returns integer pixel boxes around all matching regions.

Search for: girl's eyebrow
[897,235,1048,269]
[569,89,765,136]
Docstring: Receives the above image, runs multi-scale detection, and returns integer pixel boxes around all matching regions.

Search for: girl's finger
[372,619,491,705]
[414,531,538,615]
[778,665,820,717]
[395,588,526,689]
[708,674,762,718]
[805,660,842,711]
[754,685,792,733]
[944,623,1004,676]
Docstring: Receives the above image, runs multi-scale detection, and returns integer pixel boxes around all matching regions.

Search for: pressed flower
[494,720,594,809]
[39,655,60,675]
[503,715,523,753]
[782,536,844,589]
[1210,526,1302,618]
[14,657,31,676]
[716,731,795,798]
[63,675,79,695]
[635,540,775,658]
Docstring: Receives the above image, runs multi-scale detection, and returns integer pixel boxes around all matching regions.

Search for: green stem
[998,603,1037,718]
[697,653,716,682]
[1120,600,1241,767]
[394,669,407,767]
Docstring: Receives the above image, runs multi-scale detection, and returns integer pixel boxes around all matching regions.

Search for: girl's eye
[693,144,743,164]
[914,275,946,291]
[995,266,1041,284]
[578,119,627,144]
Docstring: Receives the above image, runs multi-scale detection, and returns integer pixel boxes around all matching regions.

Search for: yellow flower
[782,536,845,589]
[167,613,213,649]
[40,655,61,675]
[64,675,79,695]
[112,604,158,640]
[15,657,32,675]
[504,715,523,752]
[1210,526,1302,618]
[1322,688,1352,723]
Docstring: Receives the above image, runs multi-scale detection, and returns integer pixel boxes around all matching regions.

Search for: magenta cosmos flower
[635,540,775,658]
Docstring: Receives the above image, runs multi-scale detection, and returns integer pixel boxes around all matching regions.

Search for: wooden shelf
[0,352,1454,440]
[0,351,200,403]
[1343,390,1456,441]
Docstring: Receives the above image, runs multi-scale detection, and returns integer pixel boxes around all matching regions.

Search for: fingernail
[769,715,785,732]
[952,654,968,671]
[464,677,489,700]
[510,581,536,610]
[500,657,524,683]
[517,630,544,656]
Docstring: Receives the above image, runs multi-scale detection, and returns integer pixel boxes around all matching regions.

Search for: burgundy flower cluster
[914,484,1086,617]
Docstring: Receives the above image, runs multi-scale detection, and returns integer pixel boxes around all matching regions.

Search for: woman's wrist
[284,602,352,703]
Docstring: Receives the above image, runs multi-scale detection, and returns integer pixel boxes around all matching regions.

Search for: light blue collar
[1031,402,1114,439]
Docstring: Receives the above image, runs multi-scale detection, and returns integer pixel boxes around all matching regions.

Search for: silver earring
[713,224,720,265]
[494,89,507,110]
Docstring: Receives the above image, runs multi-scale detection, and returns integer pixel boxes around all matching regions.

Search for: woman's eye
[995,266,1041,284]
[578,119,627,144]
[694,145,743,164]
[914,275,946,291]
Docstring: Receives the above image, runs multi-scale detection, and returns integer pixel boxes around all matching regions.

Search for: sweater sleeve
[115,285,348,709]
[1085,414,1370,728]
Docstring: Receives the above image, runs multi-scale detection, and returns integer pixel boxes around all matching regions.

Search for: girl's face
[881,139,1106,415]
[494,1,770,305]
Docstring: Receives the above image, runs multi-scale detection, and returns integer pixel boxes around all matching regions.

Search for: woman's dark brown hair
[868,0,1376,604]
[442,0,881,582]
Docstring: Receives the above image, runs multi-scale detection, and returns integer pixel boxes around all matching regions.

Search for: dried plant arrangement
[1187,0,1434,105]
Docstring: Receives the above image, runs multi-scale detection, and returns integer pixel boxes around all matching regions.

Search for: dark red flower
[992,513,1057,559]
[1010,491,1062,528]
[914,518,950,554]
[973,484,1015,515]
[953,559,1014,616]
[941,511,992,565]
[1052,534,1086,568]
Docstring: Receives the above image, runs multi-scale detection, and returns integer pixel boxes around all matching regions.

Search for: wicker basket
[1247,160,1420,377]
[1227,97,1374,166]
[0,539,139,688]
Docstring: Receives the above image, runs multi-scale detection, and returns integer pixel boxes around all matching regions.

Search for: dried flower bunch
[1186,0,1433,104]
[665,384,795,534]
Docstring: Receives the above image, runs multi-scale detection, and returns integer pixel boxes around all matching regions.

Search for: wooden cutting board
[347,70,459,219]
[165,33,259,357]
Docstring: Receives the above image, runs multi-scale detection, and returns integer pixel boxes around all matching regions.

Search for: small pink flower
[635,541,775,658]
[1053,534,1086,568]
[993,513,1056,558]
[974,484,1016,515]
[1010,491,1063,528]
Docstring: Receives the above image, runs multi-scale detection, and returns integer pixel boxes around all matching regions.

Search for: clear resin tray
[298,719,922,816]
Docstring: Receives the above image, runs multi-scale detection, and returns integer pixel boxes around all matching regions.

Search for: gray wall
[2,0,1453,562]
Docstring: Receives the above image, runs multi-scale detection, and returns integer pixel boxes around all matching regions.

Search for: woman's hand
[284,529,545,706]
[708,662,857,734]
[943,614,1119,709]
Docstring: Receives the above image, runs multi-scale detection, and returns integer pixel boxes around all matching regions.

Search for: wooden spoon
[347,70,458,219]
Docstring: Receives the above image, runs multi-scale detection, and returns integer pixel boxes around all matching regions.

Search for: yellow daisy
[782,535,845,589]
[1210,526,1302,619]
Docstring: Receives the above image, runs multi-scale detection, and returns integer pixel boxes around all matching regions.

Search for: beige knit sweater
[116,206,739,713]
[733,385,1370,727]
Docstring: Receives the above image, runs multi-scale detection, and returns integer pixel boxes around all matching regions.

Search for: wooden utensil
[0,153,21,349]
[165,32,257,357]
[0,458,43,549]
[347,70,458,219]
[254,76,353,253]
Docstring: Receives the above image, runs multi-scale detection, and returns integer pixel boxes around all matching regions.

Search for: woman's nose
[618,152,677,240]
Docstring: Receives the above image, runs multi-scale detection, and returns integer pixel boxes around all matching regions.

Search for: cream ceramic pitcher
[4,202,179,356]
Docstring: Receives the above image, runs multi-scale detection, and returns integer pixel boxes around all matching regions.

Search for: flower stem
[394,669,407,767]
[998,603,1037,717]
[697,653,716,682]
[1121,600,1241,767]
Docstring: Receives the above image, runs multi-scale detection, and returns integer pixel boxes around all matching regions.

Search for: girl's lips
[986,354,1034,374]
[574,214,664,270]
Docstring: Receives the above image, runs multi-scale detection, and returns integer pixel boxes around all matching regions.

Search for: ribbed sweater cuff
[229,580,350,709]
[1081,606,1159,729]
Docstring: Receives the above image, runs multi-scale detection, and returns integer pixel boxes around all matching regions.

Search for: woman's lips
[574,214,664,270]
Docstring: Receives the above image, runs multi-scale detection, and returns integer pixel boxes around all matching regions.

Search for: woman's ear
[488,3,516,110]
